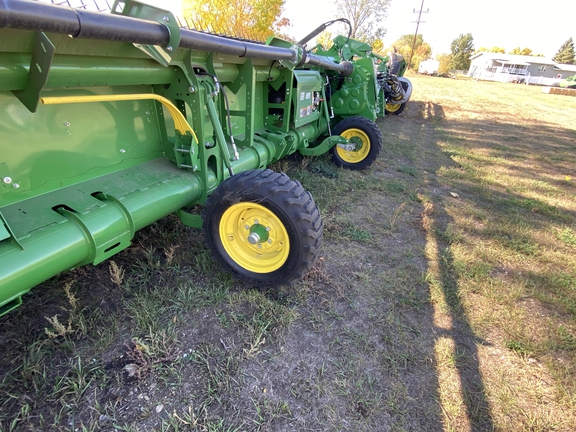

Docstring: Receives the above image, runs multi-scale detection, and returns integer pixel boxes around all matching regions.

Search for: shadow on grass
[380,100,495,430]
[424,101,494,430]
[397,95,576,429]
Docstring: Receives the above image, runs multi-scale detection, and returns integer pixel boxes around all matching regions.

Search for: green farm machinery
[297,19,412,116]
[0,0,405,316]
[378,51,412,115]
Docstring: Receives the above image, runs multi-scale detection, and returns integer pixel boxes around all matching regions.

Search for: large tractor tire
[202,169,323,287]
[329,116,382,170]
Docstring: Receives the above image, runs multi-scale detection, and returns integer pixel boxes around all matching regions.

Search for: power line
[408,0,428,69]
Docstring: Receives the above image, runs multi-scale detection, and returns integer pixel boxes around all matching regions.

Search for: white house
[468,52,576,85]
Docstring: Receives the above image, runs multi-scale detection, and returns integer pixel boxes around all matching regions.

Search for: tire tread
[202,169,323,286]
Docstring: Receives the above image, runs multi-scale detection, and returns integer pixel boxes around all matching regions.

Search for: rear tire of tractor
[330,116,383,170]
[202,169,323,287]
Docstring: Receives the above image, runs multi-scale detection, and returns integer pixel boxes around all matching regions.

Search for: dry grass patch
[414,76,576,430]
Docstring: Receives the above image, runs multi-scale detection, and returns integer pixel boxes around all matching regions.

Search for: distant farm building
[468,52,576,85]
[418,59,439,75]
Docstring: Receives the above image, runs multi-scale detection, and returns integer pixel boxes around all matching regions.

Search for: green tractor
[0,0,396,315]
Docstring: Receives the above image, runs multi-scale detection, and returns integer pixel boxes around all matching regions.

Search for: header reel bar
[0,0,353,75]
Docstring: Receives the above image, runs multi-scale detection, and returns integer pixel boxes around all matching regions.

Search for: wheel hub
[219,202,290,273]
[337,140,358,151]
[247,223,270,245]
[336,128,370,163]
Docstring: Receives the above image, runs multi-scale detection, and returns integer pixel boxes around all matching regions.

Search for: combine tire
[202,169,322,287]
[330,116,382,170]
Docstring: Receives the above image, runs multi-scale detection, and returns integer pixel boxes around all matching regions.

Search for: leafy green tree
[335,0,391,44]
[477,46,505,53]
[386,34,432,70]
[552,37,575,64]
[316,31,333,50]
[183,0,288,41]
[509,47,533,55]
[450,33,474,71]
[436,53,453,75]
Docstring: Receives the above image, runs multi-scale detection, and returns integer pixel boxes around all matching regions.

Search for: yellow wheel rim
[386,102,401,113]
[219,202,290,273]
[336,128,371,163]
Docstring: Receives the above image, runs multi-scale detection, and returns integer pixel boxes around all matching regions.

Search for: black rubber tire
[385,102,406,115]
[329,116,383,170]
[202,169,323,287]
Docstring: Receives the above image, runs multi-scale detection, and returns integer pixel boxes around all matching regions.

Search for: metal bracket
[0,211,22,249]
[204,84,234,176]
[266,37,304,71]
[299,135,347,156]
[0,218,11,242]
[176,209,203,229]
[173,133,198,171]
[12,32,54,113]
[111,0,180,66]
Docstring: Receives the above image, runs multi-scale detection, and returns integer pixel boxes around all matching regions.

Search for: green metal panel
[0,86,168,207]
[330,56,378,121]
[0,159,206,301]
[292,70,323,128]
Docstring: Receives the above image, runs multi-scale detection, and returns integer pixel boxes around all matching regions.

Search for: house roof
[554,64,576,73]
[494,59,530,66]
[470,52,556,66]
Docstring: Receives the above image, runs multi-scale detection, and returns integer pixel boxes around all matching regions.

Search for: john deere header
[0,0,411,315]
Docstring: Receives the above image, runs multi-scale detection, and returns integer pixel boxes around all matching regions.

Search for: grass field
[1,76,575,431]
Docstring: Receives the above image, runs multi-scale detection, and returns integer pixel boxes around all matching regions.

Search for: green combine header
[0,0,411,315]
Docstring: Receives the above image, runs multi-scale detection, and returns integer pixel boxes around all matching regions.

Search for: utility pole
[408,0,428,70]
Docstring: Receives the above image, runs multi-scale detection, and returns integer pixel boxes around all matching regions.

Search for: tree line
[383,33,575,74]
[181,0,575,73]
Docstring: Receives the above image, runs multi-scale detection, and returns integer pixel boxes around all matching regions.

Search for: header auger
[0,0,407,315]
